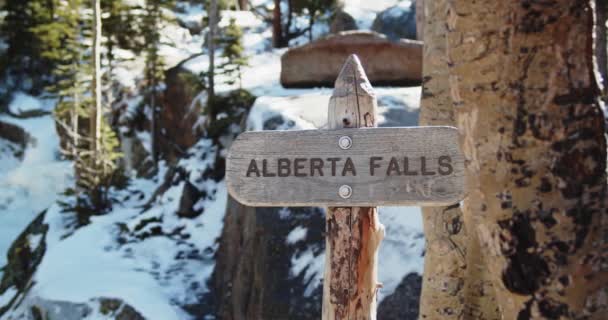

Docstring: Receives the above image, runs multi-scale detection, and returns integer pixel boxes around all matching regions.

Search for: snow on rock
[7,92,54,115]
[0,112,72,279]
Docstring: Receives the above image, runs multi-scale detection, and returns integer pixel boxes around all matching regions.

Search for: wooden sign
[226,126,465,207]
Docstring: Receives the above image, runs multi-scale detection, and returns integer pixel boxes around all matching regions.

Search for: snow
[0,287,17,308]
[33,205,190,320]
[0,139,21,174]
[0,109,72,278]
[342,0,406,30]
[377,206,424,301]
[290,248,325,297]
[286,226,308,245]
[8,92,53,115]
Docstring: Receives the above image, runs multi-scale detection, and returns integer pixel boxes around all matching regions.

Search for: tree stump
[322,55,385,320]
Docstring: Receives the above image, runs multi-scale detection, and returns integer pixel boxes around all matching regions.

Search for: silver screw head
[338,185,353,199]
[338,136,352,150]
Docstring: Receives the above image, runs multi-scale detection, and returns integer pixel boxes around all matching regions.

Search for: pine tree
[217,18,248,88]
[32,0,121,211]
[141,0,172,162]
[291,0,336,41]
[0,0,53,94]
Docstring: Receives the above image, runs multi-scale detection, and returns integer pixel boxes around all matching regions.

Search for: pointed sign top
[333,54,374,97]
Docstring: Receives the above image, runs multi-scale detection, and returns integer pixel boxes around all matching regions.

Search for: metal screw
[338,136,352,150]
[338,185,353,199]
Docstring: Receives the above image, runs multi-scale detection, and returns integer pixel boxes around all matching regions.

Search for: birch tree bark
[91,0,103,205]
[447,0,608,318]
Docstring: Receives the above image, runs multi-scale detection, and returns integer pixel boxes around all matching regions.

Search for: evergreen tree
[0,0,53,95]
[291,0,336,41]
[32,0,121,211]
[141,0,173,162]
[217,18,248,88]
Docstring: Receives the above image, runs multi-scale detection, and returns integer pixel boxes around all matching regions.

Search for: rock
[371,2,417,41]
[97,298,145,320]
[0,211,48,316]
[208,197,325,319]
[329,10,357,34]
[27,298,92,320]
[0,120,30,151]
[377,273,423,320]
[160,66,206,164]
[280,31,422,88]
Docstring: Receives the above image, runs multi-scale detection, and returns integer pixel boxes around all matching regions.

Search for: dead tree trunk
[322,54,385,320]
[447,0,608,318]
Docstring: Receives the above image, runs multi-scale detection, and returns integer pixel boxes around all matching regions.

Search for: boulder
[329,10,357,34]
[160,66,206,164]
[280,31,422,88]
[371,2,417,41]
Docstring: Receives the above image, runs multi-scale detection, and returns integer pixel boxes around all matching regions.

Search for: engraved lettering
[246,159,260,177]
[310,158,324,176]
[386,157,401,176]
[342,157,356,176]
[403,157,417,175]
[277,158,291,177]
[262,159,276,177]
[421,157,435,176]
[294,158,307,177]
[438,156,453,175]
[327,157,341,176]
[370,156,382,176]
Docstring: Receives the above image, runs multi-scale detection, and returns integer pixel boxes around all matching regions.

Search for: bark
[447,0,608,318]
[322,55,385,320]
[208,0,217,104]
[238,0,248,10]
[92,0,102,156]
[272,0,284,48]
[415,0,424,41]
[90,0,103,205]
[418,1,500,318]
[595,0,607,98]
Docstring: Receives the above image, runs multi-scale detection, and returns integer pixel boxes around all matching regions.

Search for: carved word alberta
[244,156,454,178]
[226,126,465,207]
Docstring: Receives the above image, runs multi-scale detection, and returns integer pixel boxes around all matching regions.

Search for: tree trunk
[415,0,424,41]
[238,0,248,10]
[419,1,500,319]
[322,55,385,320]
[418,0,468,318]
[91,0,103,205]
[208,0,217,106]
[595,0,607,99]
[272,0,283,48]
[447,1,608,318]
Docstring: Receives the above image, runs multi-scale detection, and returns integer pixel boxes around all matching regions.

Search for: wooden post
[322,55,385,320]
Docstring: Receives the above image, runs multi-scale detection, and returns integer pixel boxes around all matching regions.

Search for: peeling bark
[447,0,608,318]
[322,55,385,320]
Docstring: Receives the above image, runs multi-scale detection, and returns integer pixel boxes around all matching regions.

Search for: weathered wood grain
[322,53,382,320]
[226,126,465,207]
